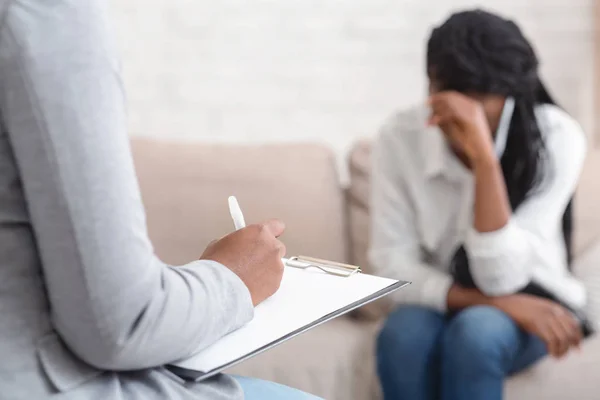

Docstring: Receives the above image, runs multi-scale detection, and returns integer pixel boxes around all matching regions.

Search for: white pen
[228,196,246,231]
[228,195,289,264]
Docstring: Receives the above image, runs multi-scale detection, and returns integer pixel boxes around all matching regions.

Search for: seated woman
[369,9,592,400]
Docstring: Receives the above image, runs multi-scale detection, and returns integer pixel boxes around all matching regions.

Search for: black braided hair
[426,9,574,289]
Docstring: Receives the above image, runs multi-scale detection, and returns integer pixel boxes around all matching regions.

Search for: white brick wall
[110,0,595,179]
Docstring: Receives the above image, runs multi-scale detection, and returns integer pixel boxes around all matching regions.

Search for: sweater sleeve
[368,120,453,312]
[0,0,253,370]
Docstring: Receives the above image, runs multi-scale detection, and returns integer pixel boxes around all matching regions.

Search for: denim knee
[442,305,519,362]
[377,306,445,359]
[377,306,445,400]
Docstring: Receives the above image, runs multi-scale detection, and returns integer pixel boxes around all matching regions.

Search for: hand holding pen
[199,196,286,306]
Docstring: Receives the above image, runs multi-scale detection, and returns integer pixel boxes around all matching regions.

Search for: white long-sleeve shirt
[368,103,587,313]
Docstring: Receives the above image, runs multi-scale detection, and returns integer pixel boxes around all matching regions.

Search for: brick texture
[110,0,595,179]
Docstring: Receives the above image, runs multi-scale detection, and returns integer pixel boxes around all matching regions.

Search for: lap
[446,305,520,342]
[234,376,323,400]
[444,305,547,374]
[378,305,546,374]
[379,305,446,342]
[377,305,447,362]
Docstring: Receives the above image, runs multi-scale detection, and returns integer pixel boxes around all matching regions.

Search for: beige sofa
[132,138,600,400]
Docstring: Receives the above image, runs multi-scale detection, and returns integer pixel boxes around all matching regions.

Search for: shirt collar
[423,97,515,180]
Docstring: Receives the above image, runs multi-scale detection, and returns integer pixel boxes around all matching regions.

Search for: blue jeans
[377,305,548,400]
[234,376,323,399]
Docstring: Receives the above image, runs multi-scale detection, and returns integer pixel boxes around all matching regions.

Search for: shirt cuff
[466,219,516,257]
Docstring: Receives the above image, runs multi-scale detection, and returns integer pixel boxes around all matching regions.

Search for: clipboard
[166,257,409,382]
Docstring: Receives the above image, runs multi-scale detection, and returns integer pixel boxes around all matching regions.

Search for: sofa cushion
[573,239,600,328]
[505,335,600,399]
[347,140,600,317]
[131,139,347,265]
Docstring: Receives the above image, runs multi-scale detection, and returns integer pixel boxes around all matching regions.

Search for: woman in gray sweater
[0,1,319,399]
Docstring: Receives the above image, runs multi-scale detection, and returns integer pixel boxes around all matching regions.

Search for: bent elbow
[471,257,532,297]
[54,316,149,371]
[474,270,531,297]
[60,333,132,371]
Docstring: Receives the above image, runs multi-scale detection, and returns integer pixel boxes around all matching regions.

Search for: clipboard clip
[285,256,362,277]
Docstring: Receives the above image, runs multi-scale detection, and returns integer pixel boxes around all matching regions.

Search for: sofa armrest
[574,239,600,329]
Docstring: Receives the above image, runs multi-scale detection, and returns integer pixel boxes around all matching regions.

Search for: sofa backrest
[131,139,348,266]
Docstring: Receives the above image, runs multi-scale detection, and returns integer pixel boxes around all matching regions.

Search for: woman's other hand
[491,294,583,358]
